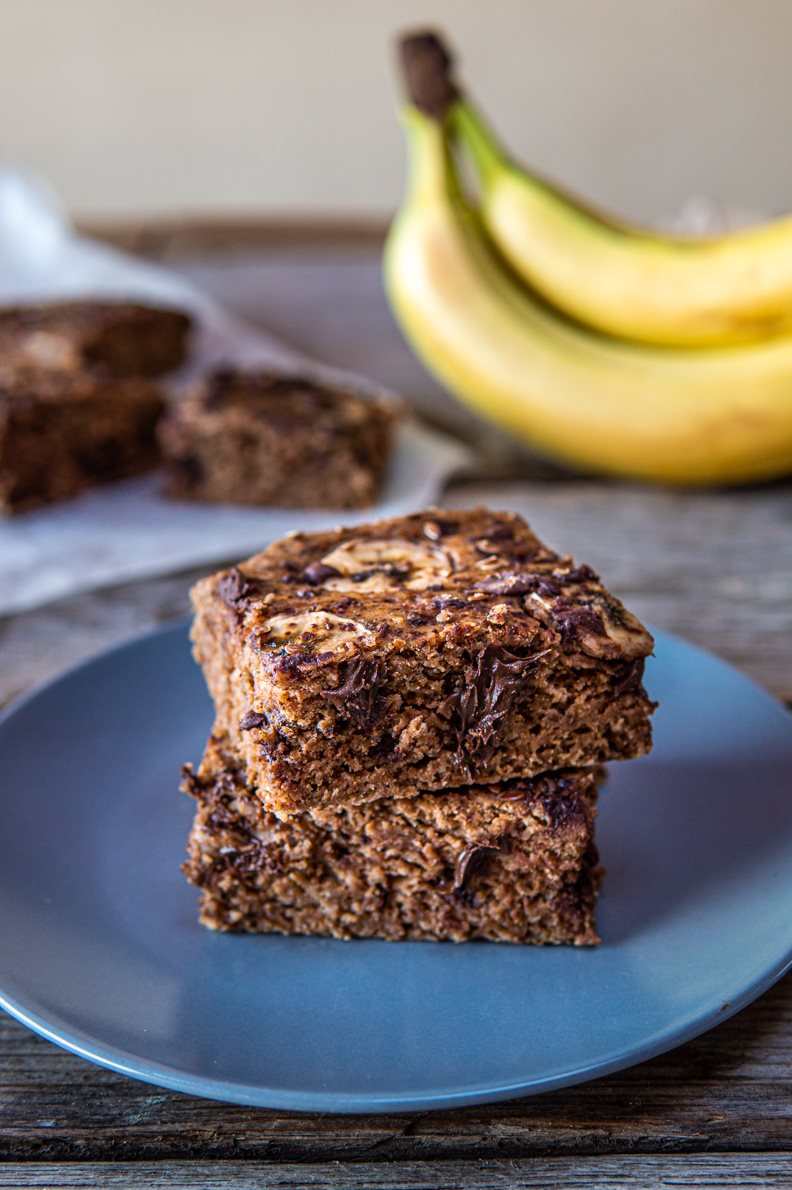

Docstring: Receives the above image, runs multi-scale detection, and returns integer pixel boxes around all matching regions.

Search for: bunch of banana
[383,31,792,485]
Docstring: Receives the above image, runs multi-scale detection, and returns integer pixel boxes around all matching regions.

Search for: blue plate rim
[1,945,791,1112]
[0,619,791,1113]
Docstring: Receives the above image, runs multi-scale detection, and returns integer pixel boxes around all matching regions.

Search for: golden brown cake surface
[190,507,655,814]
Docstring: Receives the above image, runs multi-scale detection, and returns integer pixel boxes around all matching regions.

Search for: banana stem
[399,30,460,119]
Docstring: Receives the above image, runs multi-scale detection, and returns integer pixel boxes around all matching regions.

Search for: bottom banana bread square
[0,369,165,513]
[182,735,603,945]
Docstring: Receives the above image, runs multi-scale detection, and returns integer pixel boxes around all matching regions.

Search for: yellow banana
[400,29,792,348]
[383,105,792,486]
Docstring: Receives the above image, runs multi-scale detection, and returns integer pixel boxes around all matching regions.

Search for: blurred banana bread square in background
[0,299,192,513]
[0,368,165,513]
[0,300,192,378]
[159,367,400,509]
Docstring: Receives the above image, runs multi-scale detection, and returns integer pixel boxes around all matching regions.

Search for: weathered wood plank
[1,974,790,1162]
[78,217,389,256]
[2,1154,792,1188]
[0,565,204,709]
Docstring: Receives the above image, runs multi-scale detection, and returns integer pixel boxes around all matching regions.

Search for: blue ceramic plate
[1,623,791,1112]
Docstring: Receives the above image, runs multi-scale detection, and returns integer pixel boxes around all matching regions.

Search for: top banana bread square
[0,301,192,377]
[191,507,655,816]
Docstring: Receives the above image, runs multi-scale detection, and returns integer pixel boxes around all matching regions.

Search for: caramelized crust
[190,507,655,813]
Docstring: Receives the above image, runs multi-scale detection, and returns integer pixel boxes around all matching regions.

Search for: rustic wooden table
[1,227,791,1190]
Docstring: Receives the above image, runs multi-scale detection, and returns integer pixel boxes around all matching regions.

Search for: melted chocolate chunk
[217,567,262,609]
[482,520,515,542]
[320,659,384,725]
[301,561,341,584]
[423,517,459,540]
[430,595,469,610]
[239,710,269,731]
[351,564,410,584]
[406,609,434,626]
[328,596,355,613]
[611,657,646,698]
[540,777,584,831]
[477,564,598,600]
[553,604,608,645]
[439,645,549,770]
[564,563,599,584]
[453,842,499,894]
[476,572,560,598]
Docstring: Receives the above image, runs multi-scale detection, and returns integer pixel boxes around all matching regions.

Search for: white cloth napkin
[0,171,469,614]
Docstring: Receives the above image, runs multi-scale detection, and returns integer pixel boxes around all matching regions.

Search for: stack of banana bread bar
[0,300,191,512]
[183,507,655,945]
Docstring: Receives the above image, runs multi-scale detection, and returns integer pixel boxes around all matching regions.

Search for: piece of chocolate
[320,659,385,725]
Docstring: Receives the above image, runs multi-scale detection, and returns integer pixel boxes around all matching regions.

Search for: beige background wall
[2,0,792,223]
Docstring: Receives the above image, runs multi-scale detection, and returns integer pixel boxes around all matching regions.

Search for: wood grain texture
[1,230,791,1181]
[1,975,791,1162]
[77,217,389,257]
[2,1154,792,1188]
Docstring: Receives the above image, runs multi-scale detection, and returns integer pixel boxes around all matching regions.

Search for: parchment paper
[0,171,469,614]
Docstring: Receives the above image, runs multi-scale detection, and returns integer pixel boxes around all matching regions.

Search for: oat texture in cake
[183,733,603,944]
